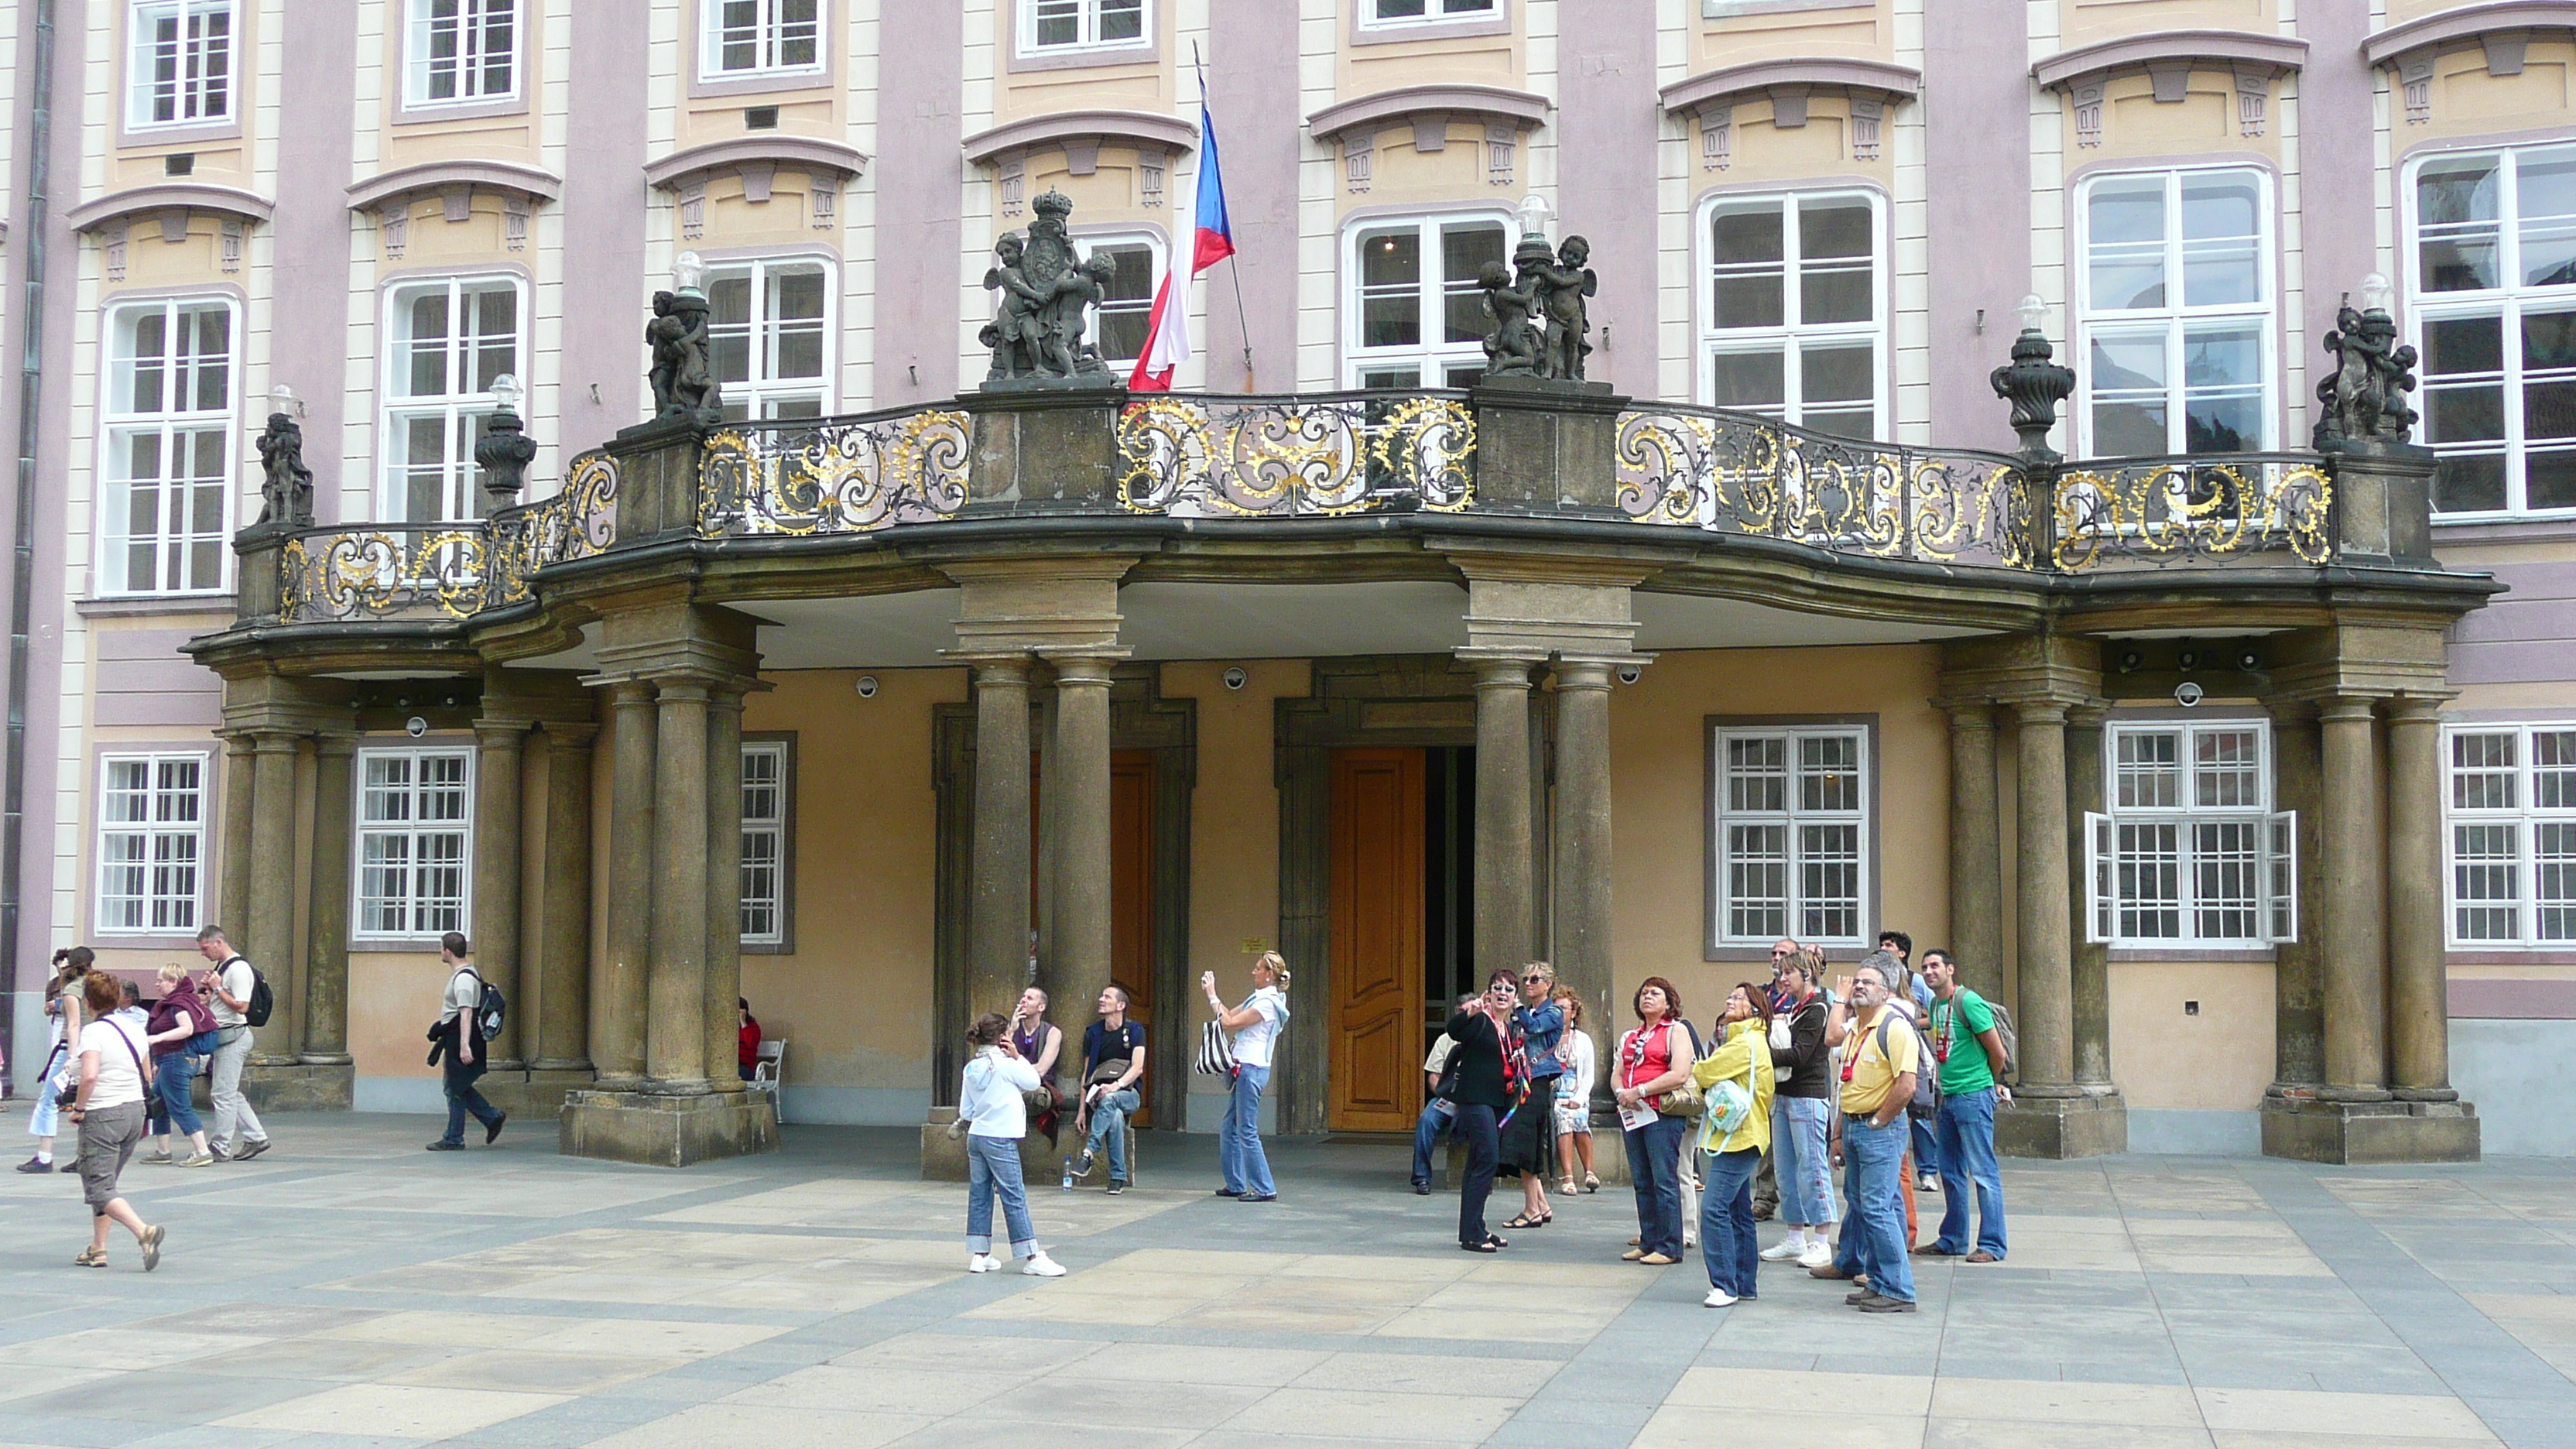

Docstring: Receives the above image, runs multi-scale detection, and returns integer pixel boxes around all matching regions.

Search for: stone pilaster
[1046,652,1122,1040]
[1550,656,1629,1065]
[218,731,254,943]
[1936,699,2005,999]
[2266,698,2327,1092]
[534,721,597,1072]
[472,718,531,1070]
[703,684,748,1094]
[2064,703,2113,1089]
[594,679,656,1089]
[647,679,713,1094]
[2386,695,2454,1099]
[2012,700,2073,1092]
[2320,696,2391,1101]
[967,656,1035,1028]
[245,729,301,1067]
[1464,652,1542,976]
[299,733,356,1065]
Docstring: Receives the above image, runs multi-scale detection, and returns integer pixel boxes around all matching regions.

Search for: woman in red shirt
[737,999,761,1083]
[1612,978,1697,1266]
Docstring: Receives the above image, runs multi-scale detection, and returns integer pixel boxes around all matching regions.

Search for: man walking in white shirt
[196,926,271,1163]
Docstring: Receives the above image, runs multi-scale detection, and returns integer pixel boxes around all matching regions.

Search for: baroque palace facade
[0,0,2571,1163]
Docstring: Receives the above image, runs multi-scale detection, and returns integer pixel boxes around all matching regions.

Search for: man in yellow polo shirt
[1817,952,1920,1313]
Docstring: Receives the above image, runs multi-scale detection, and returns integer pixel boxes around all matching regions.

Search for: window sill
[1351,11,1512,45]
[2105,947,2278,963]
[1706,944,1863,963]
[92,933,209,953]
[349,940,454,954]
[1009,41,1160,73]
[76,594,235,618]
[2432,516,2576,546]
[393,96,533,125]
[688,68,833,101]
[120,118,244,149]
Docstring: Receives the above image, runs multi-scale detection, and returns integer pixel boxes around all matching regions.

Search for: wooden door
[1110,751,1155,1124]
[1329,748,1425,1132]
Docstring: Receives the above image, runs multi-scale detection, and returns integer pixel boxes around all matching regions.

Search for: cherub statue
[252,411,313,527]
[1043,252,1121,378]
[646,289,722,419]
[981,235,1052,380]
[1526,235,1598,382]
[1477,259,1542,376]
[2313,297,2420,448]
[646,291,684,413]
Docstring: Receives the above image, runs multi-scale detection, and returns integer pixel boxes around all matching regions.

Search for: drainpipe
[3,0,56,1094]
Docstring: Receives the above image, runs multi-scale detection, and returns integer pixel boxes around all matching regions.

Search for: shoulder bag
[1652,1021,1705,1120]
[1194,1016,1238,1076]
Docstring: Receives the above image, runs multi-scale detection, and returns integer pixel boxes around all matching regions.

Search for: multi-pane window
[2085,722,2295,947]
[709,259,831,422]
[2078,167,2273,456]
[2444,724,2576,946]
[101,299,231,595]
[740,741,789,946]
[407,0,516,106]
[356,748,473,939]
[128,0,233,129]
[704,0,820,77]
[1363,0,1495,23]
[2408,145,2576,516]
[96,755,204,935]
[1701,191,1882,439]
[1346,216,1508,387]
[384,276,522,522]
[1023,0,1146,53]
[1714,726,1869,946]
[1078,236,1160,365]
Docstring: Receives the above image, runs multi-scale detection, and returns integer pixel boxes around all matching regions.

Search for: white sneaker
[1702,1288,1738,1307]
[1918,1173,1939,1193]
[1759,1239,1806,1262]
[1022,1251,1067,1277]
[967,1253,999,1273]
[1797,1242,1834,1269]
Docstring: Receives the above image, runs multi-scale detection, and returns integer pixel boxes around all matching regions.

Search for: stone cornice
[345,159,564,211]
[65,183,274,233]
[2032,29,2309,91]
[643,135,871,193]
[961,109,1197,165]
[2364,1,2576,67]
[1305,84,1551,142]
[1657,59,1923,117]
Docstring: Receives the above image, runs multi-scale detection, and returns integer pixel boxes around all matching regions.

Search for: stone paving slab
[4,1115,2576,1445]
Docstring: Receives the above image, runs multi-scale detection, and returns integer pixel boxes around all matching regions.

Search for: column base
[560,1088,778,1167]
[2261,1093,2480,1164]
[1996,1090,2129,1160]
[239,1061,353,1113]
[474,1069,599,1122]
[920,1107,1128,1185]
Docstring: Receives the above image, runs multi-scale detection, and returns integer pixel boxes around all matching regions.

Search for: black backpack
[228,957,276,1029]
[456,968,507,1043]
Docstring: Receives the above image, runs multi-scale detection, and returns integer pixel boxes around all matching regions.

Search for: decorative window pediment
[2364,2,2576,125]
[1307,84,1548,193]
[66,182,273,235]
[644,137,868,237]
[1658,60,1919,168]
[963,111,1191,212]
[2033,31,2306,146]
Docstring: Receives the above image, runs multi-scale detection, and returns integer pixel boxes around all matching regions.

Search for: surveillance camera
[2174,681,2204,708]
[406,716,430,738]
[855,675,879,699]
[1617,665,1643,686]
[1223,667,1248,691]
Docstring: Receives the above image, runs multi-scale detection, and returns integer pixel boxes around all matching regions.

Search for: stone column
[2064,703,2113,1088]
[1046,653,1118,1035]
[533,722,597,1072]
[1468,653,1541,975]
[647,679,712,1093]
[596,679,656,1088]
[1551,657,1620,1049]
[299,734,356,1064]
[704,685,747,1094]
[1939,700,2005,997]
[471,720,530,1070]
[218,731,254,942]
[2267,699,2326,1090]
[2012,701,2073,1090]
[2386,696,2454,1098]
[2320,696,2391,1100]
[245,730,302,1067]
[967,657,1035,1026]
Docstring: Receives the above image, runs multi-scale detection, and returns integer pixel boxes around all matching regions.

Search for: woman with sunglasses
[1612,978,1696,1266]
[1442,969,1524,1252]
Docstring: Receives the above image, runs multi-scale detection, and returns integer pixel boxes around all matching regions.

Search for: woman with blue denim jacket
[1499,961,1564,1230]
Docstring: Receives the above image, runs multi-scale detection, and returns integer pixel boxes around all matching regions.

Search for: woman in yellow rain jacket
[1689,983,1776,1307]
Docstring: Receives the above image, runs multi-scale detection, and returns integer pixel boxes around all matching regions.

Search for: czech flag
[1129,101,1235,392]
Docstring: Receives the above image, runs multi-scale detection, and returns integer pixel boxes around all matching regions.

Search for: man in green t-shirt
[1922,950,2008,1262]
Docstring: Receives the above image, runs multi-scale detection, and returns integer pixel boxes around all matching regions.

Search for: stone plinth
[1468,378,1626,512]
[239,1061,353,1113]
[920,1107,1130,1186]
[475,1069,599,1122]
[1995,1091,2128,1160]
[560,1088,777,1167]
[2261,1093,2480,1164]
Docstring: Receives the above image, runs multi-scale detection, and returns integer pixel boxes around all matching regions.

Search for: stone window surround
[2031,29,2307,148]
[740,732,796,953]
[118,0,246,149]
[1349,0,1511,46]
[90,743,219,950]
[687,0,838,99]
[2365,2,2576,126]
[1337,204,1515,388]
[2089,711,2293,951]
[2439,717,2576,951]
[391,0,537,125]
[375,268,531,523]
[697,250,841,420]
[1067,226,1169,368]
[1007,0,1161,70]
[95,289,242,600]
[74,281,248,608]
[350,738,478,949]
[1704,713,1881,961]
[1690,180,1891,437]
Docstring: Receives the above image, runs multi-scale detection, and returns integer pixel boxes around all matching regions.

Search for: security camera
[1223,667,1248,691]
[1617,665,1643,686]
[2174,682,2204,708]
[406,716,430,738]
[855,675,879,699]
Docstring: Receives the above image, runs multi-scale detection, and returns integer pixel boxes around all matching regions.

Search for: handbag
[60,1021,158,1118]
[1767,1013,1795,1057]
[1649,1023,1704,1119]
[1194,1017,1238,1076]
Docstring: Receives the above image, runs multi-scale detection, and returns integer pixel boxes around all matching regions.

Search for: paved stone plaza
[4,1116,2576,1447]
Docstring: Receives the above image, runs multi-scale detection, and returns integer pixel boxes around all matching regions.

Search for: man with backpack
[195,926,273,1164]
[428,933,506,1151]
[1920,949,2009,1263]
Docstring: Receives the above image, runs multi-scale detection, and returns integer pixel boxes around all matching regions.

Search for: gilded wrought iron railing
[486,447,622,605]
[277,524,497,623]
[698,405,972,537]
[2047,452,2334,570]
[1614,404,2036,567]
[1117,391,1476,518]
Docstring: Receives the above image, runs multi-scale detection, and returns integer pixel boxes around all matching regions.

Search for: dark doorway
[1423,745,1476,1054]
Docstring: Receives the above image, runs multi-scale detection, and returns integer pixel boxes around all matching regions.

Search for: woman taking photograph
[1500,962,1562,1231]
[1203,951,1290,1203]
[1612,978,1695,1266]
[1444,971,1520,1252]
[66,970,165,1270]
[1691,983,1776,1307]
[1761,949,1838,1269]
[141,964,217,1168]
[1551,986,1598,1196]
[955,1012,1066,1277]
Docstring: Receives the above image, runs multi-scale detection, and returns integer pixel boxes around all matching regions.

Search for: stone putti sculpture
[980,188,1117,387]
[647,252,726,425]
[2313,273,2420,450]
[252,385,314,528]
[1477,194,1598,385]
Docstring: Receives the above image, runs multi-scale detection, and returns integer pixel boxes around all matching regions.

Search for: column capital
[1930,696,1998,728]
[2384,694,2452,725]
[1458,648,1547,686]
[653,679,714,706]
[544,720,601,749]
[473,718,533,746]
[596,676,657,707]
[1552,652,1652,687]
[2065,700,2112,730]
[950,650,1036,685]
[1042,648,1129,685]
[311,731,360,759]
[2317,694,2381,724]
[2009,697,2071,728]
[248,728,303,754]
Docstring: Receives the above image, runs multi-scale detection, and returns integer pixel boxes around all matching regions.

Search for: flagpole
[1195,45,1256,391]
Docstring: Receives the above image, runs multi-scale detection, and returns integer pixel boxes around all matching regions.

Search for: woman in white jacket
[957,1012,1066,1277]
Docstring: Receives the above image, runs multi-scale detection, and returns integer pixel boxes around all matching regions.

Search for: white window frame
[705,255,836,422]
[1019,0,1149,56]
[1358,0,1498,29]
[2441,721,2576,948]
[381,274,526,522]
[94,752,208,937]
[700,0,824,80]
[98,296,235,597]
[740,738,791,948]
[2084,720,2295,949]
[406,0,518,108]
[1074,231,1164,368]
[127,0,235,131]
[2403,142,2576,520]
[1342,211,1513,389]
[1695,187,1888,439]
[2073,165,2279,457]
[352,745,475,944]
[1711,724,1872,948]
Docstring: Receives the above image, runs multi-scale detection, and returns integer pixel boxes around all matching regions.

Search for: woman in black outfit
[1445,969,1521,1252]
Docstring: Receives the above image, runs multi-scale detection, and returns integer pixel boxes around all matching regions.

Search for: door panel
[1111,751,1154,1125]
[1330,748,1425,1133]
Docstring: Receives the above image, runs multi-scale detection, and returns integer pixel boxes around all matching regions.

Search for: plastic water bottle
[1060,1159,1075,1192]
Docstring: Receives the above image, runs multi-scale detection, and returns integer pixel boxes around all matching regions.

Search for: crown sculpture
[981,188,1120,389]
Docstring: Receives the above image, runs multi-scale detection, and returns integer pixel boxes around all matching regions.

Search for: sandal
[1557,1177,1579,1195]
[1584,1173,1601,1193]
[1461,1238,1501,1253]
[1503,1211,1550,1230]
[73,1246,106,1268]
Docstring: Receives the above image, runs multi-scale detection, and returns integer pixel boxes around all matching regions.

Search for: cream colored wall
[1694,1,1891,69]
[2060,0,2271,46]
[2060,68,2284,166]
[1021,144,1177,228]
[1338,8,1523,95]
[995,0,1175,122]
[1332,119,1520,219]
[2106,960,2275,1110]
[2402,39,2576,142]
[1688,98,1896,190]
[98,0,264,190]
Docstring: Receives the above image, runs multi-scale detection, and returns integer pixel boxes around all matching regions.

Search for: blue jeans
[1219,1063,1275,1197]
[966,1133,1036,1256]
[1934,1087,2008,1259]
[1773,1096,1837,1225]
[1910,1112,1941,1182]
[1698,1146,1762,1298]
[1411,1100,1455,1187]
[438,1055,502,1147]
[1454,1103,1498,1245]
[1832,1116,1915,1303]
[1624,1115,1687,1259]
[149,1053,204,1138]
[1083,1088,1139,1183]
